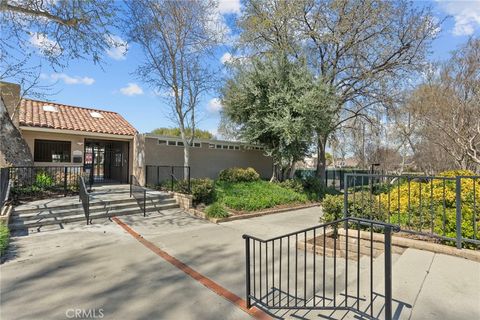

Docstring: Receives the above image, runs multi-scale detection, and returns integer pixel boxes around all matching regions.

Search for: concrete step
[13,198,177,220]
[13,194,174,214]
[10,202,180,230]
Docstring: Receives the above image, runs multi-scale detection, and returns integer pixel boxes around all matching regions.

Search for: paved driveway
[2,205,479,320]
[0,206,321,320]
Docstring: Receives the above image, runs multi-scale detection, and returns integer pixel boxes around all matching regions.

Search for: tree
[236,0,440,184]
[221,54,335,181]
[125,0,221,172]
[1,0,122,70]
[0,0,122,167]
[151,127,214,140]
[407,38,480,172]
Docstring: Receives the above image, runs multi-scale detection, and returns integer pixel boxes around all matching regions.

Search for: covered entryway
[84,139,129,184]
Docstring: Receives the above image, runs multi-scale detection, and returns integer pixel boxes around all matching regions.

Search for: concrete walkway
[1,205,479,320]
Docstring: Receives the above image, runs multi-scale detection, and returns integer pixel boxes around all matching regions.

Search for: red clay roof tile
[18,99,137,136]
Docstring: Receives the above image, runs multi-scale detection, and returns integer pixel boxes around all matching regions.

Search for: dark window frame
[34,139,71,163]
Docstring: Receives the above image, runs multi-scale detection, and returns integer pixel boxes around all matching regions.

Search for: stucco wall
[144,136,273,179]
[21,130,133,177]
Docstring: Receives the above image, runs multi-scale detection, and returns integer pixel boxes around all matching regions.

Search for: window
[158,140,167,145]
[234,146,240,150]
[34,140,71,162]
[209,144,215,149]
[113,153,122,167]
[194,142,201,148]
[177,141,184,146]
[167,141,176,146]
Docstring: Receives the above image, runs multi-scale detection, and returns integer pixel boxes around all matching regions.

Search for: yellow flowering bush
[323,170,480,246]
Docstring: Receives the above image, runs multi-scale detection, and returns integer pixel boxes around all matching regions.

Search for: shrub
[218,167,260,183]
[205,203,229,218]
[276,179,304,193]
[321,194,343,223]
[35,171,54,189]
[0,222,9,257]
[191,178,215,205]
[301,176,340,200]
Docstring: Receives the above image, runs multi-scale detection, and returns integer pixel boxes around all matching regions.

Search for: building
[1,82,272,184]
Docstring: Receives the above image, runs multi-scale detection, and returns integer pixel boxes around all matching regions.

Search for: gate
[243,217,399,319]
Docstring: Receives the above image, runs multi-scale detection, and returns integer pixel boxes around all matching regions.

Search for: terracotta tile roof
[18,98,137,136]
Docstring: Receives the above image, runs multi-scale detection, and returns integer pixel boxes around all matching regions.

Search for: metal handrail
[78,175,90,224]
[243,217,398,320]
[130,175,146,217]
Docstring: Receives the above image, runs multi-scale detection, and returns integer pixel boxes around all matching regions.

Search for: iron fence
[9,166,83,200]
[243,217,399,320]
[343,173,480,249]
[145,165,190,192]
[130,175,146,216]
[78,175,90,224]
[295,169,372,191]
[0,168,10,208]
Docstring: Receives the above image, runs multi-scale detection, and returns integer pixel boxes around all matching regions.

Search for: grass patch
[0,221,10,257]
[215,180,309,212]
[205,203,229,218]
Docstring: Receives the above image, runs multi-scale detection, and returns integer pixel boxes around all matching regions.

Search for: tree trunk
[315,135,328,186]
[183,143,190,180]
[0,98,33,167]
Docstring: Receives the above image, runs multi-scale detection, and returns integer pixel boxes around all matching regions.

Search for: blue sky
[23,0,480,136]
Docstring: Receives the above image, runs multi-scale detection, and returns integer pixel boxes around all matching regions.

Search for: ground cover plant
[214,180,309,212]
[0,221,9,257]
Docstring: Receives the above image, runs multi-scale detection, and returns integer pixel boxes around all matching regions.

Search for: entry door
[84,143,106,183]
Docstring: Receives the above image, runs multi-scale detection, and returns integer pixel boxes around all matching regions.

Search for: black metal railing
[343,173,480,249]
[130,175,146,217]
[0,167,10,208]
[9,166,84,200]
[145,165,191,192]
[78,175,90,224]
[243,217,399,319]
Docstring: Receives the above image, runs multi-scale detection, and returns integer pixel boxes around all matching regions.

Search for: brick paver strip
[112,217,271,320]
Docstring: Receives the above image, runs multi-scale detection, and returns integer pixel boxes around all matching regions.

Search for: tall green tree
[151,127,214,140]
[236,0,440,184]
[221,54,335,181]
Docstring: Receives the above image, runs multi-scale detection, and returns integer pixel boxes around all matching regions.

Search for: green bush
[0,222,9,257]
[35,171,54,189]
[215,180,308,211]
[301,176,340,200]
[205,203,229,218]
[276,179,304,193]
[191,178,215,205]
[218,167,260,183]
[321,194,344,223]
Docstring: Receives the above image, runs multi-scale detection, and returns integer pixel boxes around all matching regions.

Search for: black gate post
[63,166,68,196]
[384,226,393,320]
[171,166,174,191]
[243,235,252,309]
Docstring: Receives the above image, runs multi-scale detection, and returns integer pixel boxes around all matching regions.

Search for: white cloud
[105,35,128,60]
[29,32,61,55]
[218,0,241,15]
[436,0,480,36]
[220,52,233,64]
[207,98,223,113]
[120,83,144,96]
[49,73,95,85]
